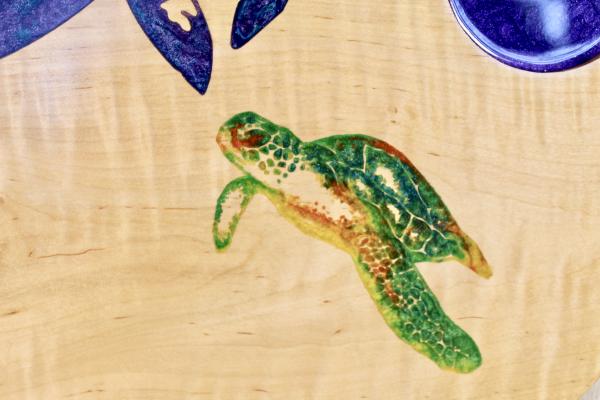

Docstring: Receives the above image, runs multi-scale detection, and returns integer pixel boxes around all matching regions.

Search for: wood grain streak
[1,0,600,398]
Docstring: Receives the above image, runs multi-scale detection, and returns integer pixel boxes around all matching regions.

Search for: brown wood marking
[2,2,599,396]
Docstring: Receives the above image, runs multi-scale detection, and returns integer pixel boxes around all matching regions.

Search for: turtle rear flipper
[354,251,482,373]
[450,227,492,279]
[213,176,260,250]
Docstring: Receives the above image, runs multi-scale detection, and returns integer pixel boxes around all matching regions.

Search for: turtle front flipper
[353,238,482,373]
[213,176,261,250]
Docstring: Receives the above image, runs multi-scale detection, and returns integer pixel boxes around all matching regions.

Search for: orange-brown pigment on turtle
[354,234,402,305]
[283,182,404,309]
[215,111,490,373]
[230,123,268,148]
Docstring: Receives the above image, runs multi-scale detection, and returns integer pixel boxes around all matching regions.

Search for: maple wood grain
[1,0,600,399]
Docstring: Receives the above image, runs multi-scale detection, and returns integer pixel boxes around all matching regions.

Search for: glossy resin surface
[0,0,94,58]
[231,0,288,49]
[127,0,212,94]
[449,0,600,72]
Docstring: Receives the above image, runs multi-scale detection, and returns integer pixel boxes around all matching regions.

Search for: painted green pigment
[213,112,492,373]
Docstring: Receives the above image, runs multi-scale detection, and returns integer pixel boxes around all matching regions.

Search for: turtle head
[217,112,303,185]
[217,111,273,165]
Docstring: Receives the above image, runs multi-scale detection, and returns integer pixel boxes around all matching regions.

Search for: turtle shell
[303,135,462,263]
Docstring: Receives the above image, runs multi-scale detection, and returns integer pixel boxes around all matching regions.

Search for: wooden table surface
[1,1,600,399]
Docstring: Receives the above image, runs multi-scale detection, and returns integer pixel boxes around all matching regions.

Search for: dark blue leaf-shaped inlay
[231,0,288,49]
[127,0,213,94]
[0,0,94,58]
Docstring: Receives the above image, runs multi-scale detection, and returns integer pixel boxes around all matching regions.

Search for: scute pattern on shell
[215,112,492,373]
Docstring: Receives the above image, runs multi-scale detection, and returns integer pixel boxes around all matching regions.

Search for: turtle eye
[238,129,270,148]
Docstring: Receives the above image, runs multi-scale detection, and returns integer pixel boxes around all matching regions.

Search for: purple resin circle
[449,0,600,72]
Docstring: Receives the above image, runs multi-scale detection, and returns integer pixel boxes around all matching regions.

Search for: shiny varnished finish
[231,0,288,49]
[214,112,491,372]
[2,1,600,398]
[0,0,94,58]
[127,0,212,94]
[449,0,600,72]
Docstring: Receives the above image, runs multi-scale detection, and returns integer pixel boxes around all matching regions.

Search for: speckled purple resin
[0,0,93,58]
[127,0,212,94]
[231,0,288,49]
[449,0,600,72]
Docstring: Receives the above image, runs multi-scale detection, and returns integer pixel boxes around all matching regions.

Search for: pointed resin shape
[127,0,212,94]
[0,0,94,58]
[231,0,288,49]
[449,0,600,72]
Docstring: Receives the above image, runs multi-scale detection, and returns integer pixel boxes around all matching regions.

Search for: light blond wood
[582,377,600,400]
[1,0,600,398]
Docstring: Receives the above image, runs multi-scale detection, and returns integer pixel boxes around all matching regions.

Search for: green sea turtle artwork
[213,112,492,373]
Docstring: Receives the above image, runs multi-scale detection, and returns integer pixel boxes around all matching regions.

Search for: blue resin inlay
[231,0,288,49]
[449,0,600,72]
[0,0,94,58]
[127,0,213,94]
